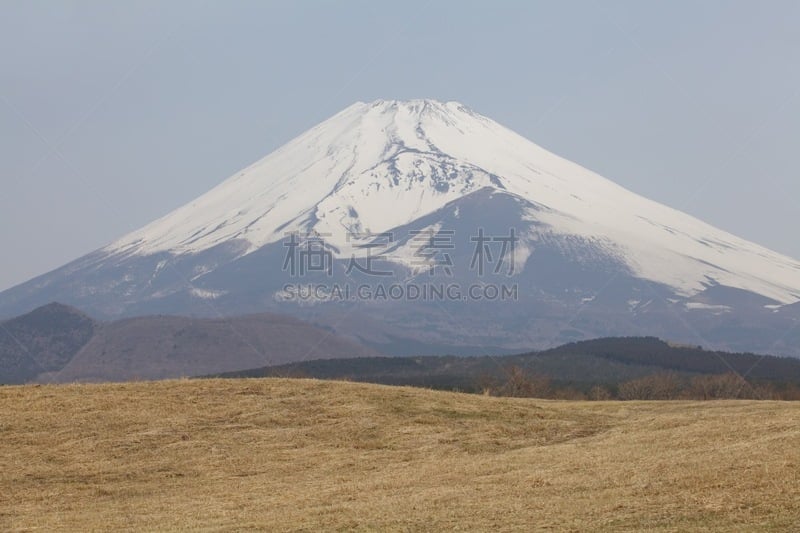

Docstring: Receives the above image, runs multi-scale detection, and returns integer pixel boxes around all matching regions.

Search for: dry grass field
[1,378,799,531]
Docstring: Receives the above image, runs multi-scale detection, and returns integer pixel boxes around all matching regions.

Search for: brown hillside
[1,379,799,531]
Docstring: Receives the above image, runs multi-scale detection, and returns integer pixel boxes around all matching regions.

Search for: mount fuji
[3,99,800,356]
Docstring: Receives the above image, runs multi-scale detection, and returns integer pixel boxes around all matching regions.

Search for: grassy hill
[2,378,799,531]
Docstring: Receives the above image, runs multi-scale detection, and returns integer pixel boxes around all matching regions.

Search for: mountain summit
[108,99,800,303]
[2,99,800,355]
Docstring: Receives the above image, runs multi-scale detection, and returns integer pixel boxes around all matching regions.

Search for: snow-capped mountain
[3,99,800,356]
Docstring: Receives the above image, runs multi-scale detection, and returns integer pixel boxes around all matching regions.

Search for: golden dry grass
[1,378,799,531]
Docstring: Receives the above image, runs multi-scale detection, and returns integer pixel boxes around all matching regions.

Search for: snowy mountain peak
[105,99,800,305]
[362,98,470,112]
[107,98,506,258]
[5,98,800,356]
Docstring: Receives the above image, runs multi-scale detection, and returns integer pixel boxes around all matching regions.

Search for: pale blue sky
[1,1,799,291]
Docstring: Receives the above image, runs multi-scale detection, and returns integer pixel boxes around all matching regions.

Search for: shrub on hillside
[493,365,552,398]
[688,373,750,400]
[618,373,681,400]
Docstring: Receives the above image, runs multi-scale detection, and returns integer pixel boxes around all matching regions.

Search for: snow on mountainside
[107,99,800,305]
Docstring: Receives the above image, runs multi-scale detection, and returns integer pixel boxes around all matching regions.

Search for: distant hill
[0,303,379,384]
[214,337,800,397]
[4,302,799,393]
[0,303,96,384]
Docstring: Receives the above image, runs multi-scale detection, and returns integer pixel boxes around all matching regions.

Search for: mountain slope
[2,100,799,355]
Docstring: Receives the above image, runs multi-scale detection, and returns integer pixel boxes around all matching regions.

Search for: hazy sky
[1,1,798,292]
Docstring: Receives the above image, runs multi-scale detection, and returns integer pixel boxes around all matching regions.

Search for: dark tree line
[480,365,800,401]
